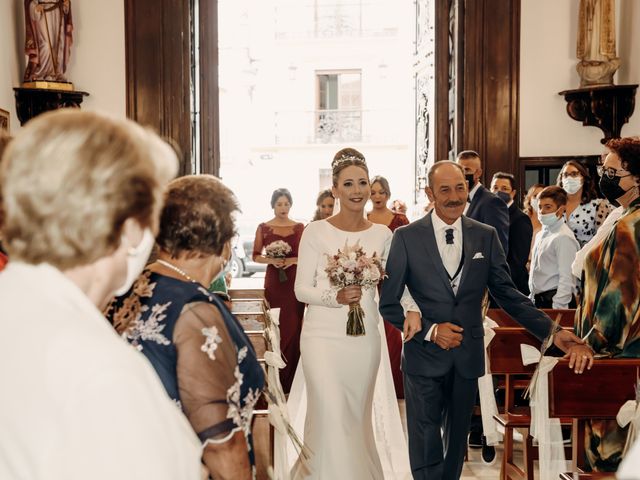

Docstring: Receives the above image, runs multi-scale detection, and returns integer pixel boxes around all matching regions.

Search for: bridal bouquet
[264,240,292,282]
[324,241,385,337]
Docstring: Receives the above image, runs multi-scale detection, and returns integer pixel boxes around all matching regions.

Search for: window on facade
[315,71,362,143]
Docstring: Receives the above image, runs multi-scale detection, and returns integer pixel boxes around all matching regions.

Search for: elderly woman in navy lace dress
[107,175,264,480]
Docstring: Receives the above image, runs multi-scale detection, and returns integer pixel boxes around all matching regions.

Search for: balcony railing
[274,109,406,145]
[274,3,398,40]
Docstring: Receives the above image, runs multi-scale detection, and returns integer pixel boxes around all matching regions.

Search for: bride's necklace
[157,259,198,284]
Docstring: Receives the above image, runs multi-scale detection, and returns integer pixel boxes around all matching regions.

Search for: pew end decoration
[324,240,385,337]
[617,379,640,458]
[261,307,311,478]
[523,313,562,400]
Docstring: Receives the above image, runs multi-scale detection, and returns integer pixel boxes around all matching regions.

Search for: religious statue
[576,0,620,87]
[23,0,73,83]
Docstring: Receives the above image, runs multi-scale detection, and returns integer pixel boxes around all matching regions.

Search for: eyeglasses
[560,171,582,179]
[597,165,632,179]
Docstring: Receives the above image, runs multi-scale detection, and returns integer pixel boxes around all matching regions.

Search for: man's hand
[432,322,463,350]
[403,311,422,342]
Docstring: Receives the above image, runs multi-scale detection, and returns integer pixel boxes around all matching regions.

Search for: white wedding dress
[286,220,411,480]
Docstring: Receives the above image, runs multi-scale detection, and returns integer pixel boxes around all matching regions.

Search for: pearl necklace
[157,259,198,284]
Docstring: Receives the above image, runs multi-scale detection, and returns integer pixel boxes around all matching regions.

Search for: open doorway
[217,0,433,283]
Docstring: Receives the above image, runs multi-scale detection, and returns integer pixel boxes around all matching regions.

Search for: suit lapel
[421,213,455,297]
[456,216,476,297]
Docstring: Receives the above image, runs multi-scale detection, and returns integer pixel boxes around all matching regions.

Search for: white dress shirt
[571,205,624,279]
[424,212,464,341]
[463,182,482,216]
[0,263,202,480]
[528,219,580,309]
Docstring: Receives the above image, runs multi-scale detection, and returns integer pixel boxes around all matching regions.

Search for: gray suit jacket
[379,212,553,379]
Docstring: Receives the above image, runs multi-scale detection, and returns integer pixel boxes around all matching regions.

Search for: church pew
[231,296,272,480]
[487,309,575,328]
[559,473,615,480]
[488,327,573,480]
[548,358,640,473]
[228,287,265,300]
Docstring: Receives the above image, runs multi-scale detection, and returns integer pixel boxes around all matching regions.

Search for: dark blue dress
[107,269,265,473]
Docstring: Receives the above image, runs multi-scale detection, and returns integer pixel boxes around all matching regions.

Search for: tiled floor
[399,400,521,479]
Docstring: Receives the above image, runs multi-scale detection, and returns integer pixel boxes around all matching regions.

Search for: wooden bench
[549,358,640,475]
[231,296,272,480]
[559,473,616,480]
[488,327,573,480]
[228,287,265,300]
[487,309,575,329]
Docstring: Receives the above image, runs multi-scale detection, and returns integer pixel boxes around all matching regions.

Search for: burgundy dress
[372,212,410,398]
[253,222,305,393]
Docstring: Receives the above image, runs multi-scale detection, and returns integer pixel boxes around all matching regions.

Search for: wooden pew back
[487,327,540,375]
[549,359,640,419]
[487,308,575,328]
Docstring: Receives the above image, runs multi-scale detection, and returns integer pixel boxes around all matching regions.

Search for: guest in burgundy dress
[311,188,334,221]
[368,176,409,398]
[253,188,305,393]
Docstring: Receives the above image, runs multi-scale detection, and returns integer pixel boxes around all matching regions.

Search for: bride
[289,148,412,479]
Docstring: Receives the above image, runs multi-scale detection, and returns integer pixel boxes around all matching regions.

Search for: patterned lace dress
[106,269,265,475]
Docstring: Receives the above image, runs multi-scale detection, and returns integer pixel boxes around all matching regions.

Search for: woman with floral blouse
[107,175,264,480]
[556,160,613,247]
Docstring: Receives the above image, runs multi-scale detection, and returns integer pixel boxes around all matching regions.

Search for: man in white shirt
[529,186,580,309]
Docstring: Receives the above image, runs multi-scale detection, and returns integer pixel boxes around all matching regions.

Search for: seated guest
[0,110,203,479]
[107,175,264,479]
[577,136,640,472]
[557,160,613,247]
[491,172,533,295]
[528,186,579,308]
[311,188,334,221]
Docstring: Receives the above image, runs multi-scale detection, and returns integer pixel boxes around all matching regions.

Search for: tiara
[331,154,367,170]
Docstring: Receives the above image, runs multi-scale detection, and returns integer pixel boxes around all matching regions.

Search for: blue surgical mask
[538,210,562,228]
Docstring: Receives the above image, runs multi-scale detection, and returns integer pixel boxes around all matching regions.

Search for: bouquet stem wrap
[278,266,287,283]
[347,302,366,336]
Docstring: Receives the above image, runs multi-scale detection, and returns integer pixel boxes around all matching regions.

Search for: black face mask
[465,174,475,192]
[599,175,628,207]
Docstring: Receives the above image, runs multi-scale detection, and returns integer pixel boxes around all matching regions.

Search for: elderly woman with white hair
[0,110,203,480]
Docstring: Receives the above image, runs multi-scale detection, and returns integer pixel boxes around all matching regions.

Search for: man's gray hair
[427,160,466,188]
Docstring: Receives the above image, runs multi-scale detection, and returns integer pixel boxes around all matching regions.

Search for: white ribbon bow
[617,399,640,457]
[520,344,568,480]
[479,317,502,446]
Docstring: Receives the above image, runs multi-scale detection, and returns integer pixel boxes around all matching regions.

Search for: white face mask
[530,198,540,212]
[113,228,155,297]
[538,210,562,228]
[562,177,583,195]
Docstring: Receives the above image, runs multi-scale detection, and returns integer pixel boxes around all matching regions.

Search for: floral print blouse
[106,270,265,472]
[566,198,614,247]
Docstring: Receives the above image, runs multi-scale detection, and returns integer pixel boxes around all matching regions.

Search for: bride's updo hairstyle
[331,147,369,185]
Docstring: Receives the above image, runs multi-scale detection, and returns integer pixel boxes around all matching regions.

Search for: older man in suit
[456,151,510,254]
[379,161,593,480]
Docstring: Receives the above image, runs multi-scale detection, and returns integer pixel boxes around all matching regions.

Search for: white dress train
[281,220,411,480]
